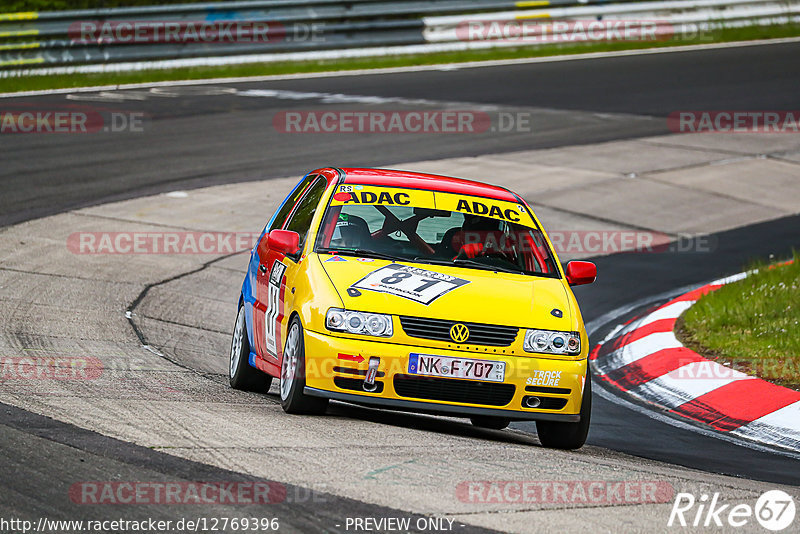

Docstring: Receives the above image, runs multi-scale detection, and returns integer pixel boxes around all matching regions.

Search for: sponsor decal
[264,261,287,357]
[324,255,347,262]
[332,190,411,205]
[434,192,535,226]
[330,186,436,209]
[350,264,470,305]
[455,199,521,222]
[526,370,562,387]
[337,353,365,363]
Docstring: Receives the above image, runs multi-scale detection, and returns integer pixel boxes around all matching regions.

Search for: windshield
[315,185,558,277]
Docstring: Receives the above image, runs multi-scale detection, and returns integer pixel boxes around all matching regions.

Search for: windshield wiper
[454,258,525,274]
[413,257,525,275]
[318,248,406,262]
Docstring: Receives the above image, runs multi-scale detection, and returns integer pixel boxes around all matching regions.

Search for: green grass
[2,22,800,94]
[679,253,800,390]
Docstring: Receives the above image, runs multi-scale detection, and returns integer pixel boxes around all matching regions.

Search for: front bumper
[303,329,587,422]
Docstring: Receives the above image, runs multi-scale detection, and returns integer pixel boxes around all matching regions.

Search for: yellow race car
[229,167,597,449]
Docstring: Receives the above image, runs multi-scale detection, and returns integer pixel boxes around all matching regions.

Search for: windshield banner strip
[330,185,536,227]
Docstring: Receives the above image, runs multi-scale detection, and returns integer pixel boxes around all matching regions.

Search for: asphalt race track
[3,40,800,227]
[1,40,799,532]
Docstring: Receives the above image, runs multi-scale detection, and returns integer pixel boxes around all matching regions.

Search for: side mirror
[565,261,596,286]
[268,229,300,256]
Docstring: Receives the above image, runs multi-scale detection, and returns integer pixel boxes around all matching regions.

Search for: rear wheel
[470,416,510,430]
[229,303,272,392]
[536,375,591,450]
[280,316,329,415]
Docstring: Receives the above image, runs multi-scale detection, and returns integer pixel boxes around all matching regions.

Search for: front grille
[525,385,571,395]
[393,374,516,406]
[399,316,519,346]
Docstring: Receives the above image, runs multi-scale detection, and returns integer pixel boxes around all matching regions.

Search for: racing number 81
[381,273,439,292]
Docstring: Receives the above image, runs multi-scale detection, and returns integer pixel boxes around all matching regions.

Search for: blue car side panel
[239,173,311,369]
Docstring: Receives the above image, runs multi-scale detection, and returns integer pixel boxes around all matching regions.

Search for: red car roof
[337,168,520,202]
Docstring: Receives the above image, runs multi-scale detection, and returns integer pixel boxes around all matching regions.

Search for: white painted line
[631,361,753,409]
[2,36,800,99]
[732,401,800,449]
[711,272,749,285]
[609,300,694,340]
[590,262,800,454]
[596,331,682,374]
[593,379,800,459]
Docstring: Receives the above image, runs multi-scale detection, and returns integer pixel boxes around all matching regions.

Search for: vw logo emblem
[450,323,470,343]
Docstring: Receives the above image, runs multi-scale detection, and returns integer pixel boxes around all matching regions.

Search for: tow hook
[363,357,380,392]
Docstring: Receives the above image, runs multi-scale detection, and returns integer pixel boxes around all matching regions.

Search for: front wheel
[280,316,329,415]
[229,303,272,392]
[536,375,591,450]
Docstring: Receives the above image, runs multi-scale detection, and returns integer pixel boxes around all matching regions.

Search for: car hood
[317,254,573,329]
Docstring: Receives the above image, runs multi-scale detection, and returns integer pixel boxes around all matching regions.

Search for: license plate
[408,353,506,382]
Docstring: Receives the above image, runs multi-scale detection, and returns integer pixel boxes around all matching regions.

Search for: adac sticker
[434,192,534,226]
[349,263,469,305]
[330,186,435,209]
[325,255,347,262]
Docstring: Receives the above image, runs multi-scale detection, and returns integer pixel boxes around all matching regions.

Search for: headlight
[523,329,581,355]
[326,308,393,337]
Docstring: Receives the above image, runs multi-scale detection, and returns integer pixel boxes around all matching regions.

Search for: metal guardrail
[0,0,653,69]
[0,0,798,73]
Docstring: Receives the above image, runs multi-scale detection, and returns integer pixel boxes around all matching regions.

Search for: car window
[417,211,465,243]
[284,177,327,248]
[315,190,558,278]
[268,174,318,232]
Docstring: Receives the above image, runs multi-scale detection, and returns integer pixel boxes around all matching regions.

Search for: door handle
[259,264,267,274]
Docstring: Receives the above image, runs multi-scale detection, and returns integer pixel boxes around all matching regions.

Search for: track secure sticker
[350,264,469,305]
[265,260,287,357]
[526,370,562,387]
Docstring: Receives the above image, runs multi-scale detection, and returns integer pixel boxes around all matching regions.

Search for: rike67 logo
[669,490,795,531]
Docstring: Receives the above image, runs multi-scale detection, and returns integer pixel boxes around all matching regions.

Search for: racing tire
[229,303,273,392]
[470,416,510,430]
[280,316,329,415]
[536,375,591,450]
